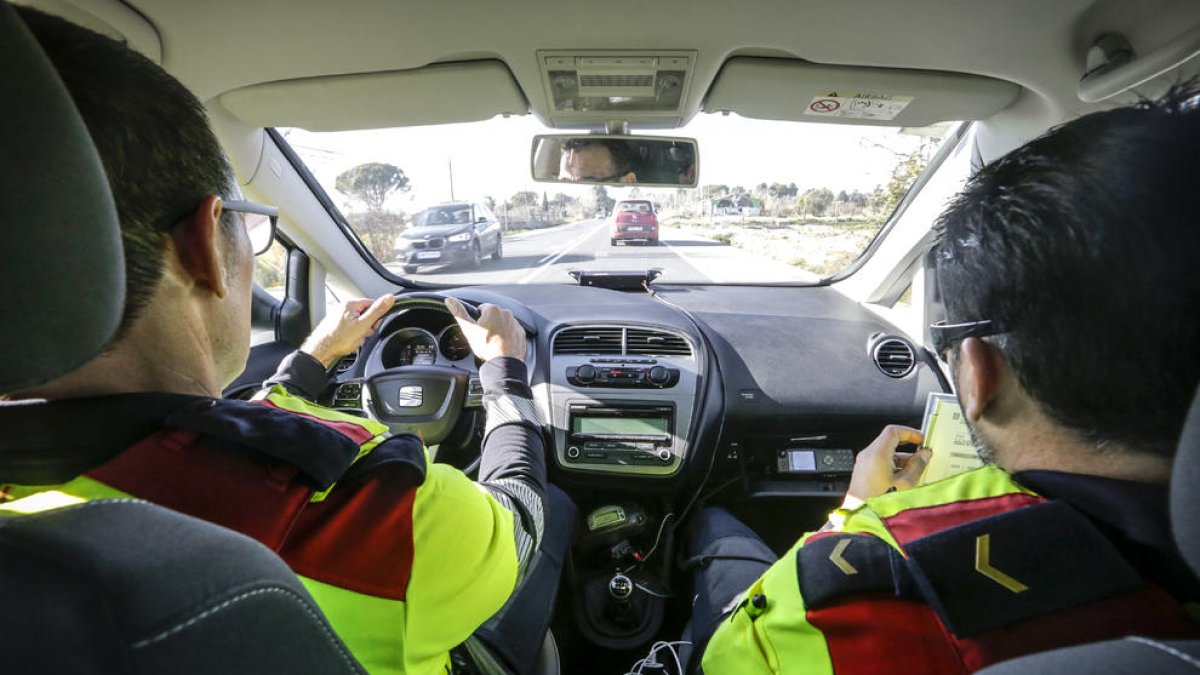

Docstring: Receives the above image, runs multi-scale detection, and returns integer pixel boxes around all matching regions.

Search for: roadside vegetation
[659,141,936,276]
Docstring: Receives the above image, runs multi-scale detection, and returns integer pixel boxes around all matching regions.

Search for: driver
[559,137,639,183]
[0,8,573,675]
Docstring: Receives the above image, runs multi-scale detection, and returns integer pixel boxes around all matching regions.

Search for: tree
[334,162,411,262]
[802,187,835,215]
[482,196,497,211]
[510,191,539,207]
[592,185,615,213]
[335,162,409,212]
[877,148,928,217]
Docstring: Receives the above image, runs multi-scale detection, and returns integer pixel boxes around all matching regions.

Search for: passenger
[685,82,1200,673]
[0,8,574,675]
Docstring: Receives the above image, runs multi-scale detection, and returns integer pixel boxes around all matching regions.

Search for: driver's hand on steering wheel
[445,298,526,363]
[301,295,397,368]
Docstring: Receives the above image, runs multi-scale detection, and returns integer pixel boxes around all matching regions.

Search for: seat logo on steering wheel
[397,385,424,408]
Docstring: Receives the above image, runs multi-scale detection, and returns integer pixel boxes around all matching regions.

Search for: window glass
[279,115,954,285]
[254,239,288,299]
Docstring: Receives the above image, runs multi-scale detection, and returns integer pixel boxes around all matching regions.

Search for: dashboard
[299,284,943,500]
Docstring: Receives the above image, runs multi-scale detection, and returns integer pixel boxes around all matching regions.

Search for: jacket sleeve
[402,357,547,673]
[472,357,547,579]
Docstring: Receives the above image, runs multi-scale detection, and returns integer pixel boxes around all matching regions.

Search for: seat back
[0,4,362,672]
[0,500,365,674]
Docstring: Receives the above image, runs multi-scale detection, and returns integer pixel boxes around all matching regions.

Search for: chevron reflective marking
[975,533,1030,593]
[829,538,859,576]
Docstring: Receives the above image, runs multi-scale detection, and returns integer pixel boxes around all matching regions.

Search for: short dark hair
[934,80,1200,457]
[18,6,234,335]
[562,138,636,177]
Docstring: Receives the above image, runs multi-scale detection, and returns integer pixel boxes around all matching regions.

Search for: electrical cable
[623,640,693,675]
[643,283,728,533]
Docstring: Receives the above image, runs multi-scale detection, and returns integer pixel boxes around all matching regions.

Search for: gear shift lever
[605,573,639,629]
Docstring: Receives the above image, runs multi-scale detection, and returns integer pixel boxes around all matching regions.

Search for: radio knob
[657,449,672,462]
[567,446,581,459]
[576,364,597,383]
[647,366,670,385]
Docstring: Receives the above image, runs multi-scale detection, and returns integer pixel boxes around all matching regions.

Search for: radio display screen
[573,416,669,436]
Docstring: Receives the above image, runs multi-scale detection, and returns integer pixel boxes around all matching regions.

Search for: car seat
[0,3,362,671]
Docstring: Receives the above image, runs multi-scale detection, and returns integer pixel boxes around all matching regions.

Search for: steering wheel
[360,292,484,455]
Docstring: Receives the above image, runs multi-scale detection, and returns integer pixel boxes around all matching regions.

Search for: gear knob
[608,573,634,602]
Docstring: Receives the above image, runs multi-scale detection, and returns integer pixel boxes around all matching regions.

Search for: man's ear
[171,195,229,299]
[957,337,1005,423]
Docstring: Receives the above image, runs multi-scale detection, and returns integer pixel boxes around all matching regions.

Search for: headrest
[0,2,124,392]
[1171,385,1200,575]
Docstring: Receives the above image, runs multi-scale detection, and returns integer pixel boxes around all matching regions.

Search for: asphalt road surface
[386,218,818,286]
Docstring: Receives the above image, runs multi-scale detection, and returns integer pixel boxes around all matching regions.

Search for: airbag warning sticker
[804,92,913,121]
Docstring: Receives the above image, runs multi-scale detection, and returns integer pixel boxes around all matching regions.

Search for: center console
[544,325,702,477]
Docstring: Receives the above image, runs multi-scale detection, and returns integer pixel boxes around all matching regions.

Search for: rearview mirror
[531,134,699,188]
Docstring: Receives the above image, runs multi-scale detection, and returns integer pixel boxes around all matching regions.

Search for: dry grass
[669,217,883,276]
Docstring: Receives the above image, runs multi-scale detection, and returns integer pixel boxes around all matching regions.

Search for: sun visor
[219,60,528,131]
[704,58,1021,126]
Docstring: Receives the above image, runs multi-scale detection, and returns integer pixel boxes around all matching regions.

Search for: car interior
[4,0,1200,672]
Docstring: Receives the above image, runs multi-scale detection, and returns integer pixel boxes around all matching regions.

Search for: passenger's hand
[301,295,396,368]
[844,425,930,506]
[445,298,526,362]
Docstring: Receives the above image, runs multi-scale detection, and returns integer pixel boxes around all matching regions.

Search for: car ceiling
[24,0,1200,129]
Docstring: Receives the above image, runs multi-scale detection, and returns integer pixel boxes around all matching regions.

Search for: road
[386,218,819,285]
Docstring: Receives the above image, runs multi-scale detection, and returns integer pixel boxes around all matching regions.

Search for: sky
[281,113,940,213]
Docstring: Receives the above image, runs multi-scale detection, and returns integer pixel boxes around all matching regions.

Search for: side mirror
[531,134,699,188]
[476,216,487,223]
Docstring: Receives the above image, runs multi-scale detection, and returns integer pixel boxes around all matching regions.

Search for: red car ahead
[609,200,659,246]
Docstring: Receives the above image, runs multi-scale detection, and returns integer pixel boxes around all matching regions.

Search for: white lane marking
[518,222,602,284]
[660,234,728,284]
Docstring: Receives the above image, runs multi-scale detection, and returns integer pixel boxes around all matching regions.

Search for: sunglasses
[222,200,279,256]
[928,319,1006,356]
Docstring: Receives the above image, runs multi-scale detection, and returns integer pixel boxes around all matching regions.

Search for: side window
[254,240,288,300]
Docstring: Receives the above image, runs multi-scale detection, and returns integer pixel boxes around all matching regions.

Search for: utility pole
[448,157,455,201]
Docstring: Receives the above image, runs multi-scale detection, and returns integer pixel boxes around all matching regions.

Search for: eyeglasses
[929,319,1006,355]
[223,200,278,256]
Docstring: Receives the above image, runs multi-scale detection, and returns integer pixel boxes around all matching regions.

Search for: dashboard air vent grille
[872,338,916,378]
[626,329,691,356]
[553,327,624,354]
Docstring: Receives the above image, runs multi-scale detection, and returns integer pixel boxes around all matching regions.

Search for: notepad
[918,393,984,484]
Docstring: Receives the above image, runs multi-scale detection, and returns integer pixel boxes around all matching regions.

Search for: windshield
[280,114,954,285]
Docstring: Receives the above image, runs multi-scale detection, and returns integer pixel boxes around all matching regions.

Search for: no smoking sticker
[809,98,841,113]
[804,92,913,121]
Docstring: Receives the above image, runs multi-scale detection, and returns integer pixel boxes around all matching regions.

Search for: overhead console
[547,324,702,477]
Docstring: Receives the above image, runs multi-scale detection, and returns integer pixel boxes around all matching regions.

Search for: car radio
[565,359,680,389]
[566,402,675,466]
[776,447,855,474]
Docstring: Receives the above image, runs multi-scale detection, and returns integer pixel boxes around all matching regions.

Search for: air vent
[626,329,691,356]
[553,327,624,354]
[872,338,916,378]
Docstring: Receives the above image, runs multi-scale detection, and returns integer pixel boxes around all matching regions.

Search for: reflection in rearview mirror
[531,134,699,188]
